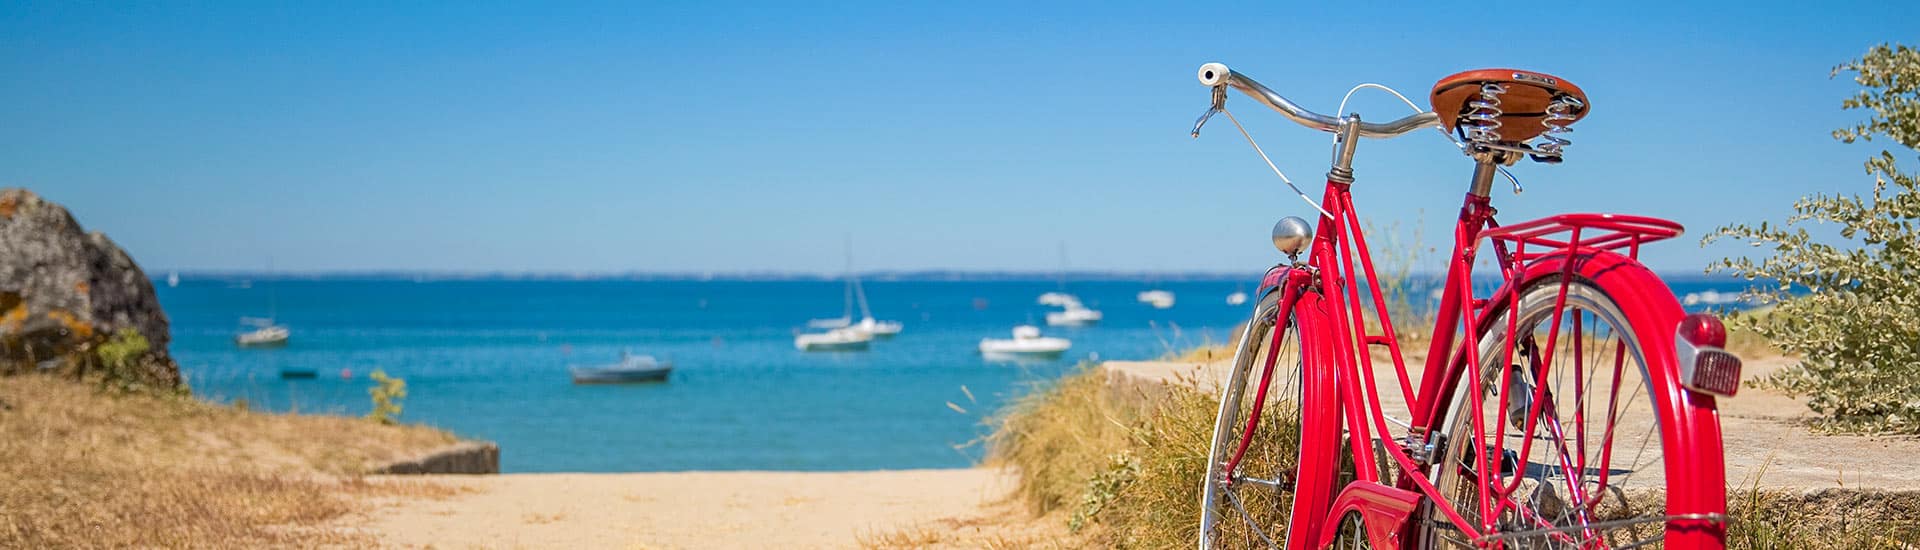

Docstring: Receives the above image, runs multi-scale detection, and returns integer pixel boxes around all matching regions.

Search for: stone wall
[372,441,501,475]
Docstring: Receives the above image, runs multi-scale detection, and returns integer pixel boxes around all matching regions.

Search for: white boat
[1045,304,1103,327]
[1039,246,1103,326]
[571,352,672,384]
[1226,291,1249,306]
[166,271,179,288]
[1037,292,1077,307]
[980,325,1071,357]
[795,326,874,351]
[235,318,289,347]
[1138,289,1176,309]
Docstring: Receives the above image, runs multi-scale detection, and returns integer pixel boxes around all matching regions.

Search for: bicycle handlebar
[1197,63,1440,139]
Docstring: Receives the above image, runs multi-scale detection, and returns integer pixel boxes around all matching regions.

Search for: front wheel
[1199,289,1340,549]
[1425,276,1725,548]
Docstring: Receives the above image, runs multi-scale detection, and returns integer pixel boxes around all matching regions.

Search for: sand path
[354,469,1016,549]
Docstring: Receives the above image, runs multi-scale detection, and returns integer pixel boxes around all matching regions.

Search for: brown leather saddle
[1430,69,1589,145]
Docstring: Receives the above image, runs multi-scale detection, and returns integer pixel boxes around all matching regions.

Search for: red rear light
[1677,313,1727,348]
[1675,313,1740,397]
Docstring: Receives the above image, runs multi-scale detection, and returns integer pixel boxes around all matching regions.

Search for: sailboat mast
[846,235,873,319]
[1056,242,1069,290]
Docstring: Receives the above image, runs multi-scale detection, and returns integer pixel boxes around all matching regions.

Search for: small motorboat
[795,326,873,351]
[279,367,317,379]
[979,325,1071,358]
[1137,290,1176,309]
[571,352,673,384]
[1045,304,1103,327]
[235,318,290,347]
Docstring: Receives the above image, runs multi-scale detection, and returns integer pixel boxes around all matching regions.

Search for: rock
[371,441,501,475]
[0,188,180,389]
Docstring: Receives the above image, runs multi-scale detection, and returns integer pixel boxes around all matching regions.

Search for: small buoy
[340,368,352,380]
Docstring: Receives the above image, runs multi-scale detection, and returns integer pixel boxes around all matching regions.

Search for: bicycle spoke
[1224,485,1281,548]
[1426,282,1707,549]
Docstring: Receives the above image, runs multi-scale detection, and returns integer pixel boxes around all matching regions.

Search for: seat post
[1466,151,1509,198]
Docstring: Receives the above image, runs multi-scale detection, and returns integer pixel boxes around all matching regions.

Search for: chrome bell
[1271,216,1312,258]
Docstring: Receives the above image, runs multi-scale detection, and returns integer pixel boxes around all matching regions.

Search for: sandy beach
[351,468,1036,549]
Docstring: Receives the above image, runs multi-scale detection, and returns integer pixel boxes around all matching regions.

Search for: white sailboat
[235,317,289,347]
[236,272,289,348]
[166,271,180,288]
[796,277,873,351]
[796,240,899,349]
[795,325,873,351]
[980,325,1071,358]
[1039,243,1101,326]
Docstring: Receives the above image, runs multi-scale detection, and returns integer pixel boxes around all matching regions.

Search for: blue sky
[5,1,1916,274]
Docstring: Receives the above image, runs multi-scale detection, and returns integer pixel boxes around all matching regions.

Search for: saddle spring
[1533,95,1582,158]
[1464,83,1506,144]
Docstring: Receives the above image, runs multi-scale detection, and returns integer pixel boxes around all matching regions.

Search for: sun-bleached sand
[352,468,1025,549]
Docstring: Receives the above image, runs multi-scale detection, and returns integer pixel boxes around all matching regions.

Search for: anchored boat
[571,352,673,384]
[979,325,1071,358]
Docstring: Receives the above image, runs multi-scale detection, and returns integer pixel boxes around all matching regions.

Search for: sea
[157,274,1761,473]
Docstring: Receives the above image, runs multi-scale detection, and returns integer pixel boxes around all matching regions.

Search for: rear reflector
[1676,314,1742,397]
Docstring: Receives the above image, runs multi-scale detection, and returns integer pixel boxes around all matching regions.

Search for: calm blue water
[157,275,1757,473]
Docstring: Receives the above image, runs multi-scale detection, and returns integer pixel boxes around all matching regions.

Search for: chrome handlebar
[1193,62,1441,139]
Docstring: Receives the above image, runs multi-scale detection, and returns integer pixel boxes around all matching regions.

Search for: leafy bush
[367,369,407,425]
[1704,43,1920,433]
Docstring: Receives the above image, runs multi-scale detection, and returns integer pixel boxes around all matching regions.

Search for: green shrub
[92,329,154,394]
[367,369,407,425]
[1705,43,1920,434]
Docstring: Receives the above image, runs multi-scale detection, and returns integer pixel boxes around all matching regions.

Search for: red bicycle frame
[1229,141,1727,548]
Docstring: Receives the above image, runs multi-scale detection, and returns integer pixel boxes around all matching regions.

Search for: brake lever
[1191,86,1228,138]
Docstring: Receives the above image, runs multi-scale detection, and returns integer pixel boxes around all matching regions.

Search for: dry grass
[0,374,462,548]
[986,365,1245,548]
[986,365,1142,517]
[1723,486,1920,549]
[990,346,1919,550]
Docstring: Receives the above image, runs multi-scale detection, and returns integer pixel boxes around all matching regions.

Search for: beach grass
[986,349,1918,549]
[0,374,461,548]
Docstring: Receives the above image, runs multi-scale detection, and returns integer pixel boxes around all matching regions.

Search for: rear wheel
[1200,290,1337,549]
[1425,278,1720,548]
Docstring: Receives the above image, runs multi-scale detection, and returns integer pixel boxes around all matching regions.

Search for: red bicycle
[1191,64,1745,549]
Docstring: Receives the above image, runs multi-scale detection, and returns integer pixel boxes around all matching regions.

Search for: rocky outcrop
[371,441,501,475]
[0,188,180,389]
